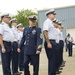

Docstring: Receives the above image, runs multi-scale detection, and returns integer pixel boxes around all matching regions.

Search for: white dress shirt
[18,30,23,43]
[43,18,56,40]
[0,22,14,42]
[11,26,18,42]
[67,37,73,42]
[55,28,60,43]
[59,31,64,41]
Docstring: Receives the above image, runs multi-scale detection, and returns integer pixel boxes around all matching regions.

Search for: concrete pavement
[0,48,75,75]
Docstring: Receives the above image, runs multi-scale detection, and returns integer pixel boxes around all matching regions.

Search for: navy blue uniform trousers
[19,45,24,71]
[12,42,18,74]
[1,41,12,75]
[56,43,60,71]
[44,40,57,75]
[24,54,39,75]
[59,40,64,64]
[68,42,73,56]
[56,41,64,71]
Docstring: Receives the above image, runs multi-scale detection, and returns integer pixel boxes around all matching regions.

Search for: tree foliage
[13,9,37,27]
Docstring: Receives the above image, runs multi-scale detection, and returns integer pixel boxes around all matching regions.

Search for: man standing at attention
[10,18,22,75]
[0,13,14,75]
[43,9,57,75]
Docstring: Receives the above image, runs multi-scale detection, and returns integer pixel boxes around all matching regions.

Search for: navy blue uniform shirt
[19,26,43,55]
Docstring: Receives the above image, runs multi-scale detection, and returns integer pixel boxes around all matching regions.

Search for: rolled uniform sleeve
[0,25,4,35]
[36,28,43,51]
[43,20,50,31]
[18,28,26,49]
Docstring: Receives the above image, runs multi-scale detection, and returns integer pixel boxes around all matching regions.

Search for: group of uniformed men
[43,9,65,75]
[0,14,24,75]
[0,13,42,75]
[0,9,65,75]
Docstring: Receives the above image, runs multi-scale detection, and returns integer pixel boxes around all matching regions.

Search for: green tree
[13,9,37,27]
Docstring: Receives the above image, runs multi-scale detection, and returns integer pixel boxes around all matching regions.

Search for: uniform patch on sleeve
[40,33,43,39]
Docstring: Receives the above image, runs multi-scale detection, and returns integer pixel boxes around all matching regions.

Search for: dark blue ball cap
[29,16,37,21]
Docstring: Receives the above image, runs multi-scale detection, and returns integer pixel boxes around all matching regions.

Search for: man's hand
[36,51,41,55]
[47,42,52,48]
[2,47,6,53]
[17,48,21,53]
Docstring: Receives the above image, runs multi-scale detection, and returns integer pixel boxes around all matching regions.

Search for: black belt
[60,40,63,41]
[3,41,12,45]
[13,41,17,43]
[60,40,64,42]
[49,39,55,41]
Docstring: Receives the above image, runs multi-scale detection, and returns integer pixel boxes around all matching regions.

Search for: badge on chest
[32,29,36,35]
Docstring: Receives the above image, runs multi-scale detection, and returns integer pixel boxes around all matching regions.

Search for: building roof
[38,5,75,12]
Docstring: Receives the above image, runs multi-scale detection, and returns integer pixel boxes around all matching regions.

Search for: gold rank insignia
[38,45,42,49]
[32,30,36,34]
[40,33,43,39]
